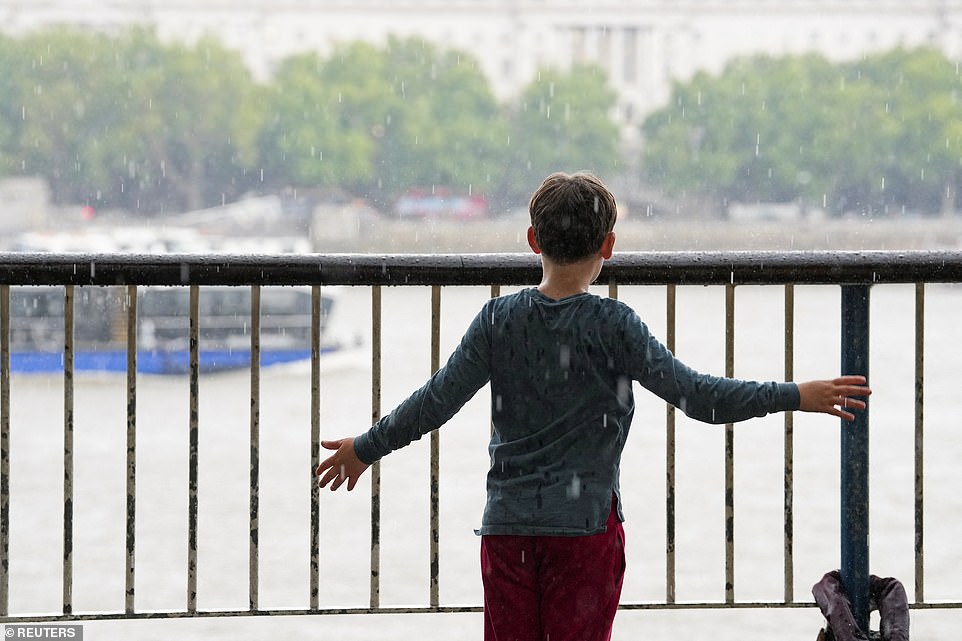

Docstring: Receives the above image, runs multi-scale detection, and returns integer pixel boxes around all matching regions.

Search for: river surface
[5,283,961,640]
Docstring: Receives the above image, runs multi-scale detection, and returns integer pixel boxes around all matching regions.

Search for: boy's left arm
[796,375,871,422]
[633,326,870,423]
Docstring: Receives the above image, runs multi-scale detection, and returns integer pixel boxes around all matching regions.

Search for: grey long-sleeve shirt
[353,288,799,536]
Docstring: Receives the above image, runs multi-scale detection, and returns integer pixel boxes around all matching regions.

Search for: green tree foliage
[259,45,382,193]
[372,37,507,207]
[0,33,23,175]
[2,28,115,208]
[642,48,962,216]
[1,28,261,215]
[0,27,625,217]
[642,54,849,207]
[119,33,263,214]
[499,64,621,207]
[261,37,506,210]
[4,26,961,220]
[852,48,962,215]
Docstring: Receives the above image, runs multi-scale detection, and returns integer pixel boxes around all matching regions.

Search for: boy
[316,171,871,641]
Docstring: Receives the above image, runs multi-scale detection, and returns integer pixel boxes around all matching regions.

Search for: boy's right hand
[316,437,370,491]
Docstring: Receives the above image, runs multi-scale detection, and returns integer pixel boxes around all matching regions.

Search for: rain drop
[567,473,581,500]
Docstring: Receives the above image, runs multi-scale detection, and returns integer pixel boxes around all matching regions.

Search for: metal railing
[1,249,961,624]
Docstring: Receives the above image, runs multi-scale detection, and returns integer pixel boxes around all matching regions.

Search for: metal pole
[125,285,138,614]
[249,285,260,612]
[370,286,382,610]
[783,284,795,603]
[724,284,735,604]
[0,285,8,617]
[914,282,925,603]
[63,286,75,616]
[309,286,321,610]
[429,286,441,608]
[665,285,676,605]
[840,284,870,633]
[187,285,200,614]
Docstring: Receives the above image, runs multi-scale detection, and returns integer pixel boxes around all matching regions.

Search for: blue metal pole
[840,284,871,634]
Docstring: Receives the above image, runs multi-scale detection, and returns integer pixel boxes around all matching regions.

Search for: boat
[3,285,337,375]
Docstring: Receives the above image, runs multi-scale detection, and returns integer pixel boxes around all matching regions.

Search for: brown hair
[528,172,618,264]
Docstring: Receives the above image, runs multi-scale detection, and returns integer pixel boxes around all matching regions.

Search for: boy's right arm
[316,305,493,489]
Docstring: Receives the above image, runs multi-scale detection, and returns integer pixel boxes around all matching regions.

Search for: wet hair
[528,171,618,264]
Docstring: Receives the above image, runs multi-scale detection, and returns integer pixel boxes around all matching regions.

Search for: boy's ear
[526,226,541,254]
[600,231,616,259]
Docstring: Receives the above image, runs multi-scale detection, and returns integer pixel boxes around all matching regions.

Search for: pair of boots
[813,570,909,641]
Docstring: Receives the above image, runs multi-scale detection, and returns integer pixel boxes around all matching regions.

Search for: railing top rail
[1,250,962,286]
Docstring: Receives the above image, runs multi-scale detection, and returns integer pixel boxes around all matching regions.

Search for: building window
[623,26,638,84]
[598,25,612,66]
[572,26,586,63]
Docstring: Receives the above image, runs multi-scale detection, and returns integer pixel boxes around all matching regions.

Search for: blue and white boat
[4,285,337,375]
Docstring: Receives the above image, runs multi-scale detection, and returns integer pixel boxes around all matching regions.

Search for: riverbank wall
[312,215,962,254]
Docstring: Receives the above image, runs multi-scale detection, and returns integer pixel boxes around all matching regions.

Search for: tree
[0,33,24,176]
[371,36,507,207]
[641,49,962,216]
[258,44,383,194]
[498,64,621,208]
[641,54,843,208]
[96,30,263,214]
[260,37,508,211]
[6,28,117,209]
[851,48,962,215]
[2,27,261,215]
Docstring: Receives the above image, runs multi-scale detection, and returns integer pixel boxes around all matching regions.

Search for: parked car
[393,188,488,220]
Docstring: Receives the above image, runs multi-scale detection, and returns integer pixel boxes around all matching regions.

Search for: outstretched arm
[797,375,871,422]
[316,438,370,491]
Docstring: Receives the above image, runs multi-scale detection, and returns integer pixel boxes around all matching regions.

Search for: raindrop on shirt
[559,345,571,369]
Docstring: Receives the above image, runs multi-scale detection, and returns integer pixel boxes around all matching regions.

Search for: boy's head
[528,172,618,264]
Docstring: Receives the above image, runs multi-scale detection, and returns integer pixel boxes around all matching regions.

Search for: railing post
[370,285,382,610]
[310,285,322,611]
[249,285,260,613]
[429,285,441,609]
[125,285,138,615]
[63,285,75,616]
[187,285,200,614]
[0,285,9,617]
[840,284,870,634]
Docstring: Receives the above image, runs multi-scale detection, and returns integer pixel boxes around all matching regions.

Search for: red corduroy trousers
[480,497,626,641]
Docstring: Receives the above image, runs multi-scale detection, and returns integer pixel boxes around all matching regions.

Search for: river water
[6,283,960,640]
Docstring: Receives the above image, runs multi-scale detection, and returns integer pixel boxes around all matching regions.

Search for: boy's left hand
[797,375,872,422]
[316,437,370,491]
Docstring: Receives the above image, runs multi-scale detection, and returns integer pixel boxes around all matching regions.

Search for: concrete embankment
[312,216,962,253]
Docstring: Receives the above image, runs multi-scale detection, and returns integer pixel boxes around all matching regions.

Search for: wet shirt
[353,288,799,536]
